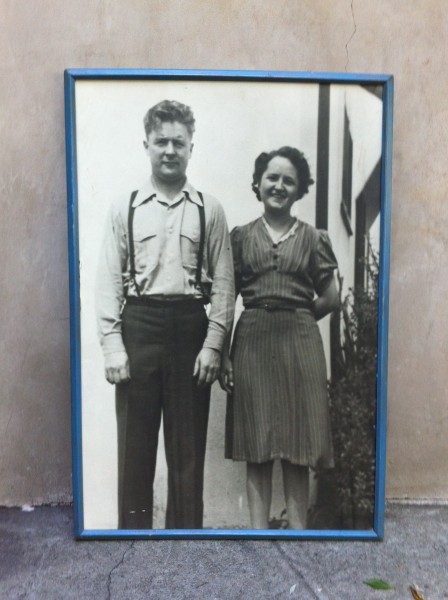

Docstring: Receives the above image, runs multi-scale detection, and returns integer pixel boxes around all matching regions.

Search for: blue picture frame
[65,69,393,540]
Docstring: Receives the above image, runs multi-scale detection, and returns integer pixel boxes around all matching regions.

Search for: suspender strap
[196,191,206,295]
[127,189,207,300]
[127,190,141,297]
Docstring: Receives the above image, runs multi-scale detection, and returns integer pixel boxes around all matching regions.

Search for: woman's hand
[219,354,234,394]
[313,276,340,321]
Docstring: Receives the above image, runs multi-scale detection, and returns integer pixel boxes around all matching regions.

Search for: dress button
[273,254,279,259]
[273,265,278,271]
[272,243,278,249]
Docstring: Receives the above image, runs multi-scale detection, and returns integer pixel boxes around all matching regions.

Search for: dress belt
[244,299,311,312]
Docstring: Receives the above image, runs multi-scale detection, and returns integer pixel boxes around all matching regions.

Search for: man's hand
[193,348,221,387]
[104,351,130,385]
[219,354,234,394]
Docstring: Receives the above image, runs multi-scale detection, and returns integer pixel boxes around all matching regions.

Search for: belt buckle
[264,302,274,312]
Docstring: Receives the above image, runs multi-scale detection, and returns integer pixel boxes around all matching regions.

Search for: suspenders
[127,190,207,300]
[127,190,140,297]
[195,192,206,298]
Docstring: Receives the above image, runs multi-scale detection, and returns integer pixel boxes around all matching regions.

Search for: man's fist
[193,348,221,387]
[104,351,130,384]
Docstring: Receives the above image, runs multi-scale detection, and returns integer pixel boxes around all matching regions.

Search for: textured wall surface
[1,0,447,506]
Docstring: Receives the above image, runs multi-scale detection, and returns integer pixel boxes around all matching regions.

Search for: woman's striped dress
[225,218,338,468]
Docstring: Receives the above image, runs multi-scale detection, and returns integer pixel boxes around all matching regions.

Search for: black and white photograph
[66,71,391,538]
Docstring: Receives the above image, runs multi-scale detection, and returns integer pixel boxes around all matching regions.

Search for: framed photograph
[65,69,393,540]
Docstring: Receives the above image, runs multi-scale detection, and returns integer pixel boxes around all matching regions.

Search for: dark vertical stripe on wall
[355,194,367,289]
[354,159,382,290]
[316,84,330,230]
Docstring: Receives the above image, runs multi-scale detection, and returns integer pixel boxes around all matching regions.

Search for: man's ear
[143,139,149,151]
[190,142,194,157]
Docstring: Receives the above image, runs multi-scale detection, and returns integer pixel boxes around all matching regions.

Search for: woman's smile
[258,156,300,215]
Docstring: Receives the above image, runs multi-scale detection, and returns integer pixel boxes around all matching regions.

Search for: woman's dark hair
[251,146,314,201]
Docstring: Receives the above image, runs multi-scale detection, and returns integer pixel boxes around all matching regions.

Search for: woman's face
[258,156,300,216]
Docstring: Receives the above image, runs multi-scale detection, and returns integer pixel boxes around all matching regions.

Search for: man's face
[144,121,193,185]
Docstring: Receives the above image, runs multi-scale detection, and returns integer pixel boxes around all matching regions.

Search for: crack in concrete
[196,581,209,588]
[25,542,52,599]
[106,541,135,600]
[273,542,322,599]
[345,0,357,71]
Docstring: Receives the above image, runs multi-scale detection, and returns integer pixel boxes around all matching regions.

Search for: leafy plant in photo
[309,244,379,530]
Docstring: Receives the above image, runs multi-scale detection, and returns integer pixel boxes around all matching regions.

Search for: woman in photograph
[221,146,339,529]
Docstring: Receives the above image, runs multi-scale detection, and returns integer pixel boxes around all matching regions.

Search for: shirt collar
[132,178,203,208]
[262,216,299,244]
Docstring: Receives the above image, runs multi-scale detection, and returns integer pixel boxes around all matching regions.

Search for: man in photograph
[95,100,234,529]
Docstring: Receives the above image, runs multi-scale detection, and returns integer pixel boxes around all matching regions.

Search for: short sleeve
[230,226,243,296]
[309,230,338,296]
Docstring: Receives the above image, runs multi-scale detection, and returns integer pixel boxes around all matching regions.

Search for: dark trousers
[116,299,210,530]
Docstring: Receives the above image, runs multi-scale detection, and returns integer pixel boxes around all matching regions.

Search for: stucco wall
[1,0,447,507]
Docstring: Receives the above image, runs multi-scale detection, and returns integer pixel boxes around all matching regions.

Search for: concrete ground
[0,504,447,599]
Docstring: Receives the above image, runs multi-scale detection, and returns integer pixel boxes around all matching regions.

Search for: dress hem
[226,453,334,470]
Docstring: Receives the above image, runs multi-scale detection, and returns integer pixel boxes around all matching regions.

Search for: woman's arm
[313,276,340,321]
[218,329,234,394]
[218,225,242,394]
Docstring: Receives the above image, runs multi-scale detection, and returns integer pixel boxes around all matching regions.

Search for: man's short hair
[143,100,196,137]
